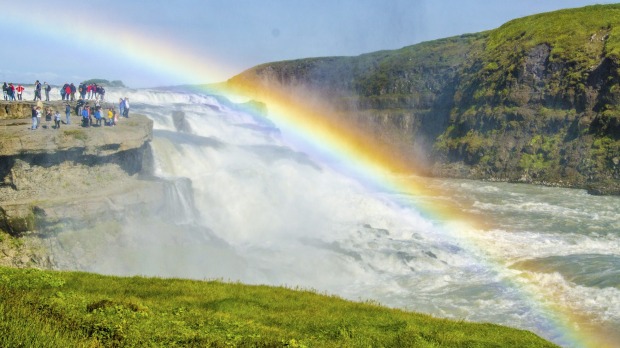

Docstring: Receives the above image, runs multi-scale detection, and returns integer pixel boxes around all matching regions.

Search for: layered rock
[0,101,163,238]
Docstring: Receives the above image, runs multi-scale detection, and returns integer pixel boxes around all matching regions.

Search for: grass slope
[0,266,558,347]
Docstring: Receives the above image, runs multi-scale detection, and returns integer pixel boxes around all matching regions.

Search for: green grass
[63,129,88,141]
[463,4,620,106]
[0,266,558,347]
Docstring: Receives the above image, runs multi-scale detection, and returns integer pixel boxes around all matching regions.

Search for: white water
[52,87,620,347]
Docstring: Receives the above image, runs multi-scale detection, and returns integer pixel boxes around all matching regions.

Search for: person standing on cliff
[64,84,71,102]
[44,82,51,101]
[123,97,130,118]
[8,83,16,101]
[36,106,42,127]
[81,105,89,127]
[45,107,53,129]
[31,106,38,130]
[33,80,42,101]
[70,83,76,101]
[65,102,71,125]
[16,84,24,100]
[60,83,68,100]
[118,98,125,118]
[2,82,7,100]
[54,110,61,129]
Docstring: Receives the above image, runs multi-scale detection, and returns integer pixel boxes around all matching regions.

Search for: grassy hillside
[0,266,557,347]
[457,4,620,110]
[229,4,620,194]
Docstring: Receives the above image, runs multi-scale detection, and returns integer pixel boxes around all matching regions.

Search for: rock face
[228,5,620,194]
[0,101,164,238]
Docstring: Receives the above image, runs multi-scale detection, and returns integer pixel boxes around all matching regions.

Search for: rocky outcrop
[0,102,163,238]
[228,5,620,194]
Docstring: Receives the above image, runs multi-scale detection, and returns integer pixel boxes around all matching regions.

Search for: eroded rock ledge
[0,101,165,239]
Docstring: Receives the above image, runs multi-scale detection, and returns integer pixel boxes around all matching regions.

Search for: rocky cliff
[0,101,169,267]
[228,4,620,195]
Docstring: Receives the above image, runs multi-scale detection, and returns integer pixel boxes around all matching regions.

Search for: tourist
[33,80,42,101]
[107,108,114,126]
[64,84,72,102]
[119,98,125,117]
[54,110,61,129]
[94,107,102,126]
[70,83,76,101]
[65,102,71,125]
[98,86,106,101]
[36,106,42,128]
[61,83,68,100]
[123,97,130,118]
[8,83,15,101]
[76,98,85,116]
[44,82,51,101]
[45,108,52,128]
[16,84,24,100]
[86,84,92,99]
[78,83,86,99]
[31,106,38,130]
[2,82,7,100]
[81,105,90,127]
[113,109,118,126]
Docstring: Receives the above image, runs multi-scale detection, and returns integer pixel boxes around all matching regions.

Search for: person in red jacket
[64,84,72,101]
[16,84,24,100]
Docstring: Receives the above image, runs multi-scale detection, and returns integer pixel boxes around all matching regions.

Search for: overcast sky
[0,0,615,88]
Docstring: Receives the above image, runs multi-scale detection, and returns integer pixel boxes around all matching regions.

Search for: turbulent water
[53,87,620,347]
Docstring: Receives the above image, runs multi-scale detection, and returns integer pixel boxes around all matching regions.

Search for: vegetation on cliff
[0,266,557,347]
[228,4,620,194]
[81,78,126,87]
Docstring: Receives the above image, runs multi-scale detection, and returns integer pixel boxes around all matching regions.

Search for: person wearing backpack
[33,80,42,101]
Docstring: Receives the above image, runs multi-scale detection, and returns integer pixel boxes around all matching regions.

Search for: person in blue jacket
[81,105,90,127]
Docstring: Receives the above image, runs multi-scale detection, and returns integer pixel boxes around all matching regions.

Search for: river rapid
[51,87,620,348]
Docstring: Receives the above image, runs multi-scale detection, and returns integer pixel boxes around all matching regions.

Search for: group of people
[30,105,65,130]
[79,104,119,128]
[30,96,131,130]
[2,82,25,101]
[60,82,107,101]
[3,80,109,102]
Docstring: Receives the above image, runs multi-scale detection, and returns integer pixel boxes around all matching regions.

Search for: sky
[0,0,616,88]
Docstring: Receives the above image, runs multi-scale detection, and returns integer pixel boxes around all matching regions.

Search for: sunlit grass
[0,266,557,347]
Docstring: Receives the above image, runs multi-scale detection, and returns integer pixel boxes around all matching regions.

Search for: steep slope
[228,4,620,194]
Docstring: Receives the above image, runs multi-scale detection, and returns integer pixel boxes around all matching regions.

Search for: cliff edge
[0,101,163,245]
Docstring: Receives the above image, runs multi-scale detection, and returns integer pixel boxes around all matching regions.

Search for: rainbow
[2,5,611,348]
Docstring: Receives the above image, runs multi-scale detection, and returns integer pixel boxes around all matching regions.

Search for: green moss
[5,211,35,235]
[63,129,88,141]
